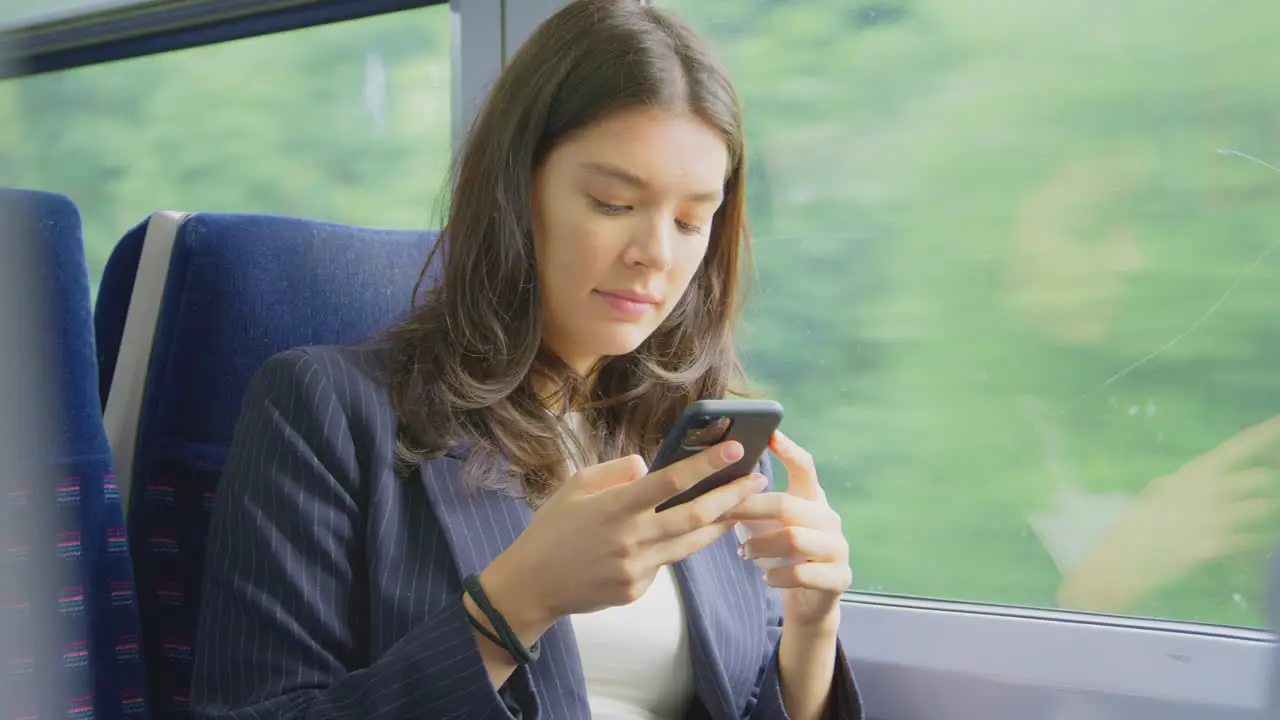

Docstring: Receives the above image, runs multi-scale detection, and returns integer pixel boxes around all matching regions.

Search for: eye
[676,220,705,236]
[589,196,631,215]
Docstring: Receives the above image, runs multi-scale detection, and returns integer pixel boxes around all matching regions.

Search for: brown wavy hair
[386,0,753,503]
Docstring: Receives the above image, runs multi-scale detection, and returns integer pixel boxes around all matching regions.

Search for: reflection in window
[1,7,451,290]
[668,0,1280,628]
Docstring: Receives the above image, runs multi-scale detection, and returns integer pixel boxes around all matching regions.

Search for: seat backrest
[94,212,438,719]
[0,188,148,720]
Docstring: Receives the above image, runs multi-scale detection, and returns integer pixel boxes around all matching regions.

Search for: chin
[586,326,654,361]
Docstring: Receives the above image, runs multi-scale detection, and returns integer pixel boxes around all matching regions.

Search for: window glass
[1,0,133,27]
[667,0,1280,628]
[1,6,451,293]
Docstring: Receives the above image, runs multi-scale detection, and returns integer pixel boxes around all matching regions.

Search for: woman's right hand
[478,440,767,640]
[1059,415,1280,613]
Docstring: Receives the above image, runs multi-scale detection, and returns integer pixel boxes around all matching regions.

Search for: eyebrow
[582,162,723,204]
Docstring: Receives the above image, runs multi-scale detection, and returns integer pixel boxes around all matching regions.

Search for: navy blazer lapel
[419,454,591,716]
[676,532,771,720]
[418,455,530,577]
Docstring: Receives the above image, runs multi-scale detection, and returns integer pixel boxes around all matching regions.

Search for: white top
[558,412,697,719]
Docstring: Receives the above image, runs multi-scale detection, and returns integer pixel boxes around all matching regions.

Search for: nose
[625,212,675,271]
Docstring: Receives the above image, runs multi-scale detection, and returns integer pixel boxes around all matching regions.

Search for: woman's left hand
[725,431,851,630]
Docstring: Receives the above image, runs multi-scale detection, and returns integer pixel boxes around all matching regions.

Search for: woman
[190,1,860,718]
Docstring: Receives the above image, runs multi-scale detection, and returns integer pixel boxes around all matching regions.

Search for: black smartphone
[652,399,784,512]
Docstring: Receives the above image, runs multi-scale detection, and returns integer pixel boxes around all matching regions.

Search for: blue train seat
[0,187,148,720]
[94,211,438,719]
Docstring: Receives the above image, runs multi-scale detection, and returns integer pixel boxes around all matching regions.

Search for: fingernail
[750,473,768,490]
[721,442,744,463]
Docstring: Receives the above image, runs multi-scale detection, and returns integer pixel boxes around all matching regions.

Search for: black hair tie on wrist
[461,573,541,664]
[463,603,506,648]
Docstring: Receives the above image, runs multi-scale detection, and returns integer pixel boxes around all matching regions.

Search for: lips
[598,289,660,305]
[594,289,658,319]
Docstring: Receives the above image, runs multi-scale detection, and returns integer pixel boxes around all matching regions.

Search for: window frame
[838,594,1273,719]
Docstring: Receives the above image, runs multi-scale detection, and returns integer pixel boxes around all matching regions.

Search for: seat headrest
[1,188,109,457]
[128,212,438,453]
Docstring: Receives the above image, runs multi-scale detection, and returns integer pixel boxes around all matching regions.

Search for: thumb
[571,453,649,495]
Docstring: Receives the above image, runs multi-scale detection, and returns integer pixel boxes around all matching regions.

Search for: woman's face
[531,106,729,374]
[1006,151,1150,344]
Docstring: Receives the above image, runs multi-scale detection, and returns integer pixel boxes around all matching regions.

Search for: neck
[533,358,603,412]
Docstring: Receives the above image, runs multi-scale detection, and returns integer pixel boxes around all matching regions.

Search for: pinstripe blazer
[190,342,861,719]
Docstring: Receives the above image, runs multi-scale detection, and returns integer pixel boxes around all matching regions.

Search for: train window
[1,5,450,293]
[1,0,124,27]
[665,0,1280,629]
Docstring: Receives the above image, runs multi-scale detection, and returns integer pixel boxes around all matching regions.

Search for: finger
[1226,496,1280,526]
[1220,530,1275,557]
[722,492,841,532]
[573,453,649,494]
[618,440,745,510]
[1182,415,1280,476]
[763,561,853,592]
[742,526,848,564]
[653,520,737,566]
[654,472,769,538]
[1219,467,1280,499]
[769,431,824,501]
